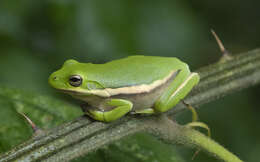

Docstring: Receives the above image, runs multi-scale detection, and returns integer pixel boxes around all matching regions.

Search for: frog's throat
[79,70,180,97]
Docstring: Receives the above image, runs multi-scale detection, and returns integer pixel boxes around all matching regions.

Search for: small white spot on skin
[85,70,178,97]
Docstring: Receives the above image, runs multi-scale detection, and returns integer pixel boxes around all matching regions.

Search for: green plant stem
[184,129,242,162]
[1,48,260,161]
[148,116,243,162]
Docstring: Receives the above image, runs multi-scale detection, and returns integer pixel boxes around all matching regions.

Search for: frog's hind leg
[84,99,133,122]
[154,70,199,113]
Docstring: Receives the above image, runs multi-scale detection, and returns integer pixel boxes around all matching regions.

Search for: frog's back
[84,55,189,88]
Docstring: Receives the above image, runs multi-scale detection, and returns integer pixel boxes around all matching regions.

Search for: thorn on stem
[211,29,227,54]
[18,112,39,133]
[211,29,233,62]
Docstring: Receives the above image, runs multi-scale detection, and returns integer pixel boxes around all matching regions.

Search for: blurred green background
[0,0,260,162]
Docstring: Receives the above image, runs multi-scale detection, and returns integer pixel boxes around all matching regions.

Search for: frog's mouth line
[52,87,111,97]
[55,88,92,96]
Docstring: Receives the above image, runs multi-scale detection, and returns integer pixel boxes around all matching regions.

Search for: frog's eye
[69,75,82,87]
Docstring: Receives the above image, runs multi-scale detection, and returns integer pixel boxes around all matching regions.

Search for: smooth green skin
[49,56,199,122]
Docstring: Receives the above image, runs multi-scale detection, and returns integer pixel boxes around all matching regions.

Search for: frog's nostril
[53,76,57,80]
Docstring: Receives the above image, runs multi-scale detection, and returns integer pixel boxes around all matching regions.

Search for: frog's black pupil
[70,77,79,82]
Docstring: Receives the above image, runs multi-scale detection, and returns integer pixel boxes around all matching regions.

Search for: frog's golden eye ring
[69,75,82,87]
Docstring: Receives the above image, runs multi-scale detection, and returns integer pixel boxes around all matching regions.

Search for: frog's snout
[48,73,59,87]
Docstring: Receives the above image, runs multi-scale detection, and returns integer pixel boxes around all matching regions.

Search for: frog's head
[48,59,105,96]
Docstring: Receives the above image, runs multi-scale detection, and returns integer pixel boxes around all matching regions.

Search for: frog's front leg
[84,99,133,122]
[154,71,199,113]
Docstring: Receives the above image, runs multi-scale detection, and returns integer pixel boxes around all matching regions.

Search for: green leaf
[0,86,81,153]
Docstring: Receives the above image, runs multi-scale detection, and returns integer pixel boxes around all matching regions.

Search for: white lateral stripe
[169,73,197,99]
[88,70,178,97]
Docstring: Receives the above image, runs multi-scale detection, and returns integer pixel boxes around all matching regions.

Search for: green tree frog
[49,56,199,122]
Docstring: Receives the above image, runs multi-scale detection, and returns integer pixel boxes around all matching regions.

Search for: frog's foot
[85,99,133,122]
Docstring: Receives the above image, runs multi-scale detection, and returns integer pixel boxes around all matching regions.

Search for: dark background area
[0,1,259,161]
